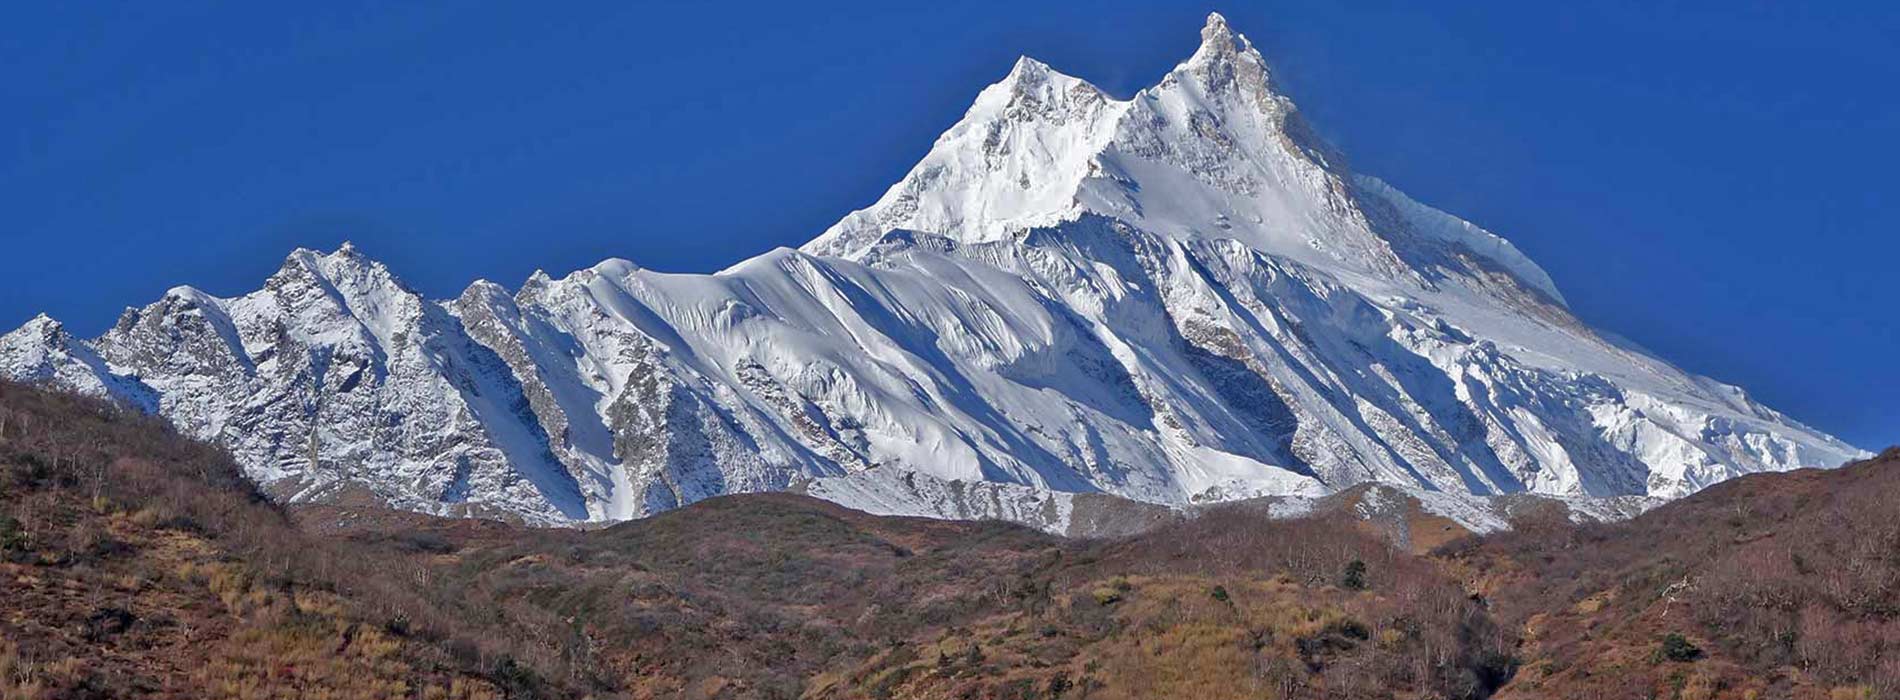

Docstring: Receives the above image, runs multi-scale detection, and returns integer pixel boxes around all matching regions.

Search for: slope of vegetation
[0,381,1510,698]
[1447,448,1900,700]
[0,383,515,698]
[1,379,1891,699]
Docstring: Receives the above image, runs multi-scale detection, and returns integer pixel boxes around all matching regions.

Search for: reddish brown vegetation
[0,381,1513,698]
[0,382,513,698]
[3,378,1892,699]
[1448,448,1900,699]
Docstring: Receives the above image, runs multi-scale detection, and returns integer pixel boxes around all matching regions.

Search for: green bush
[1657,632,1702,663]
[0,514,25,552]
[1341,559,1367,590]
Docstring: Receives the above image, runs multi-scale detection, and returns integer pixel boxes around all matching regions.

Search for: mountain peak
[280,242,386,277]
[325,241,375,269]
[283,242,369,267]
[1201,12,1233,42]
[990,54,1098,105]
[17,313,64,339]
[1191,11,1253,64]
[162,285,215,303]
[0,10,1863,533]
[1007,55,1051,81]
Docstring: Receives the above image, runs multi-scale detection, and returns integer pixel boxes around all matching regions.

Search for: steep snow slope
[0,14,1863,526]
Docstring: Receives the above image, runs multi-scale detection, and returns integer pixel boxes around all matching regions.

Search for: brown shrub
[1450,448,1900,696]
[0,380,1517,698]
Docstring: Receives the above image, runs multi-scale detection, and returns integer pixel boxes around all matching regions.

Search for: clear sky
[2,2,1894,448]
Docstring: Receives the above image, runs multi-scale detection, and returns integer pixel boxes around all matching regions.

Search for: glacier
[0,13,1864,527]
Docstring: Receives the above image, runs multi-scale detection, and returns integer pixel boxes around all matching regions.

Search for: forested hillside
[1,380,1891,699]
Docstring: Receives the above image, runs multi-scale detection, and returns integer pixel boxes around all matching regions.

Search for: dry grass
[1447,448,1900,699]
[0,382,506,698]
[0,379,1511,699]
[8,378,1887,699]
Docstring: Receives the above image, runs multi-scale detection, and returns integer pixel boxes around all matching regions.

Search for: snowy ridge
[0,14,1864,528]
[801,467,1078,536]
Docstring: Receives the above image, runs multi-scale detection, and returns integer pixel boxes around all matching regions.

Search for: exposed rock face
[0,14,1863,525]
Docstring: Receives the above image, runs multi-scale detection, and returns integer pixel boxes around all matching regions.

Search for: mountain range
[5,377,1896,698]
[0,13,1862,527]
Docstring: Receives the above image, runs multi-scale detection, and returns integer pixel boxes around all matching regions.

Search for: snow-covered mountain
[1,14,1863,526]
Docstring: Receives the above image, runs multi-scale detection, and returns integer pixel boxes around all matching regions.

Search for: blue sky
[2,1,1894,448]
